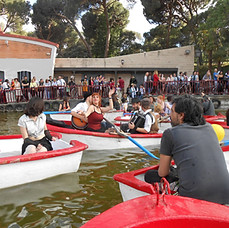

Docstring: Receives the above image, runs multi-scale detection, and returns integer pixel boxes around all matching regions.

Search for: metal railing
[0,80,228,104]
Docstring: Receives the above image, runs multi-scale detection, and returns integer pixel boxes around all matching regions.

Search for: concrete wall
[55,45,194,77]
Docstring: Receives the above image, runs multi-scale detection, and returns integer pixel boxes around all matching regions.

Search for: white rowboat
[114,145,229,202]
[0,133,88,189]
[50,110,124,123]
[47,123,162,151]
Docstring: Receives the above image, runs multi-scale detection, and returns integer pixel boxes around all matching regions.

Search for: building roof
[0,30,59,48]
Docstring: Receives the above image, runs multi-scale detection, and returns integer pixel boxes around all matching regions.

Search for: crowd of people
[1,68,229,105]
[0,75,67,104]
[18,88,229,206]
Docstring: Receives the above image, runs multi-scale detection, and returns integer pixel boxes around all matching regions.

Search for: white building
[0,30,58,82]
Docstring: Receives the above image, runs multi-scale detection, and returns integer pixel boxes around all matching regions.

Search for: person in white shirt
[57,75,66,99]
[18,97,56,155]
[71,92,92,123]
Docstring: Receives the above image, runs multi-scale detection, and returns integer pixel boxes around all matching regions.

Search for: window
[17,71,31,82]
[0,71,4,82]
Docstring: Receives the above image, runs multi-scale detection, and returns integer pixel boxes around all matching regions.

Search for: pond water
[0,112,159,227]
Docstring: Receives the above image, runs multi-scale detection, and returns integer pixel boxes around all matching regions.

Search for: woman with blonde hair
[156,95,171,117]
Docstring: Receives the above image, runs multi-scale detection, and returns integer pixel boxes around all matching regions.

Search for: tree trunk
[217,60,221,70]
[103,0,111,58]
[208,50,212,70]
[57,14,92,57]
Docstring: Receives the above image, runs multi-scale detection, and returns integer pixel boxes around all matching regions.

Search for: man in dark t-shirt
[22,76,29,101]
[145,94,229,204]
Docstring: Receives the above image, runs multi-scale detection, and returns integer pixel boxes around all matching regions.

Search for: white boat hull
[61,133,161,150]
[50,110,123,122]
[115,149,229,202]
[0,135,88,189]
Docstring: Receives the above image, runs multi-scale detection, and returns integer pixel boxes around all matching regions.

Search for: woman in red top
[84,88,115,132]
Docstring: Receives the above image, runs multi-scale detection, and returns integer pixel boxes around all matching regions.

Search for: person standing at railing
[152,70,159,94]
[14,78,22,102]
[48,76,53,98]
[57,75,66,100]
[118,76,125,97]
[22,76,29,101]
[94,76,99,92]
[195,71,200,94]
[44,79,51,100]
[217,71,224,95]
[129,75,137,87]
[2,79,10,103]
[88,76,94,93]
[82,78,88,94]
[190,71,197,93]
[68,76,76,98]
[213,68,219,94]
[30,77,38,97]
[144,72,150,94]
[202,70,212,94]
[38,79,44,99]
[51,78,58,99]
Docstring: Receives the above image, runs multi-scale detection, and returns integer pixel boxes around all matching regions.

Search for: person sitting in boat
[59,96,71,111]
[84,88,115,132]
[18,97,56,155]
[120,97,142,133]
[128,98,159,134]
[201,92,216,116]
[71,92,92,124]
[145,94,229,205]
[156,95,171,117]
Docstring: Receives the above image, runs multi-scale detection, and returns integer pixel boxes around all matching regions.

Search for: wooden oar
[158,115,170,123]
[44,111,71,115]
[104,117,160,160]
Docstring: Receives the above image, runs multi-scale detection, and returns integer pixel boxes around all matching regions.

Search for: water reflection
[0,112,159,227]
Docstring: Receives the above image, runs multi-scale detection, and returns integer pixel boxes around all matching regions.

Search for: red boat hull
[81,194,229,228]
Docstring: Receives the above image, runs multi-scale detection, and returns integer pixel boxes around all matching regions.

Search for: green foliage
[82,1,131,57]
[197,0,229,69]
[0,0,31,32]
[143,25,184,51]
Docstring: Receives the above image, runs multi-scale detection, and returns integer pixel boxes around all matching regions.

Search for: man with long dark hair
[145,94,229,204]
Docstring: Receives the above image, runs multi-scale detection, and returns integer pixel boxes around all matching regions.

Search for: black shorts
[22,137,53,155]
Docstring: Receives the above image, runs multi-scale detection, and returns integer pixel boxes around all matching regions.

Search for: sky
[24,0,155,38]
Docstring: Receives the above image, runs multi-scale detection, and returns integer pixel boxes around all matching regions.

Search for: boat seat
[0,151,21,158]
[46,117,74,129]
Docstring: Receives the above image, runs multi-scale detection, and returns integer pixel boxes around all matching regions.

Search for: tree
[31,0,95,57]
[82,1,129,57]
[32,0,76,55]
[143,25,184,51]
[197,0,229,69]
[118,30,142,55]
[0,0,31,33]
[140,0,211,48]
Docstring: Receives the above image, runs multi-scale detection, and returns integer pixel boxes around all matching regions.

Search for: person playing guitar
[71,92,92,129]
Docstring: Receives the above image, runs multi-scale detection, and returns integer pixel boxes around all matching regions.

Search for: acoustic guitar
[71,116,88,130]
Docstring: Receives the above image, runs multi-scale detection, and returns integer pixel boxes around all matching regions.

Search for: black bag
[128,113,145,134]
